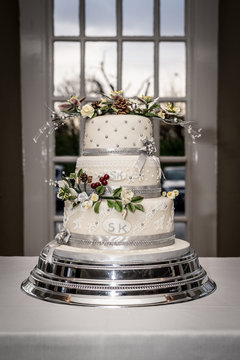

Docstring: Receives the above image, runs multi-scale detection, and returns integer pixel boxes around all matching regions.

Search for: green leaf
[113,187,122,197]
[94,201,101,214]
[127,203,136,213]
[114,200,122,212]
[96,185,105,195]
[69,173,76,179]
[145,112,156,117]
[77,168,83,177]
[134,204,145,212]
[107,200,115,208]
[131,196,144,203]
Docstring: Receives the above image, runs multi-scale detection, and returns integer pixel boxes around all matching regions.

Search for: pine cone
[91,101,101,109]
[87,176,93,183]
[114,96,130,114]
[80,173,88,183]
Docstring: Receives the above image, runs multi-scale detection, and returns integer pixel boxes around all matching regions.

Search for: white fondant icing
[83,114,153,149]
[103,218,131,235]
[76,155,161,187]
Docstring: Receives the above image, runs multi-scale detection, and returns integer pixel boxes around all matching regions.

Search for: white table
[0,257,239,360]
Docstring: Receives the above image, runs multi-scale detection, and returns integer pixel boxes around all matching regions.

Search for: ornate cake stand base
[21,241,216,307]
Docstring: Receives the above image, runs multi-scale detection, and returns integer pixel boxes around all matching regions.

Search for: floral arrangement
[57,90,183,124]
[162,189,179,200]
[33,90,201,144]
[57,169,144,220]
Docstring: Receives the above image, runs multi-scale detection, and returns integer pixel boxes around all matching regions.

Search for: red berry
[102,179,108,186]
[95,182,101,187]
[99,176,104,183]
[104,174,109,180]
[91,183,96,189]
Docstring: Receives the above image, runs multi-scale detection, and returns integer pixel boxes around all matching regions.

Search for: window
[20,0,218,256]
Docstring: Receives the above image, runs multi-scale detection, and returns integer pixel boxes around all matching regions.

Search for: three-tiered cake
[22,93,216,306]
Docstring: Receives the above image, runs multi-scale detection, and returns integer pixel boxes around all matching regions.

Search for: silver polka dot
[105,120,108,123]
[138,120,141,123]
[91,121,94,124]
[141,223,144,226]
[132,127,135,130]
[133,143,136,146]
[97,128,100,131]
[114,129,118,132]
[90,139,93,142]
[116,144,119,148]
[124,136,127,139]
[105,135,108,138]
[125,120,128,123]
[96,144,99,147]
[95,221,98,225]
[140,134,143,137]
[144,126,147,130]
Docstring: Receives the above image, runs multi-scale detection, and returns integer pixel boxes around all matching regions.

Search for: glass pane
[175,222,186,239]
[55,222,64,235]
[160,102,185,156]
[123,42,154,97]
[161,163,185,215]
[54,0,79,36]
[54,103,80,156]
[123,0,154,35]
[55,162,76,215]
[54,42,80,97]
[85,42,117,96]
[85,0,116,36]
[160,0,185,36]
[159,42,186,97]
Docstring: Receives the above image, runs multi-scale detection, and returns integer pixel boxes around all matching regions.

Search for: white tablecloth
[0,257,239,360]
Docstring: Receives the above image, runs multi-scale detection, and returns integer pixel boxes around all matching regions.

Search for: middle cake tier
[76,155,161,187]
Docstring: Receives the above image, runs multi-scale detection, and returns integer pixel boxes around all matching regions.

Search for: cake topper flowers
[33,91,201,144]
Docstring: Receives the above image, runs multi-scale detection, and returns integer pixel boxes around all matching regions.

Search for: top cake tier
[83,114,153,153]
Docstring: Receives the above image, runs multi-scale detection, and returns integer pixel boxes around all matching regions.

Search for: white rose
[167,191,176,200]
[121,188,134,205]
[91,193,99,202]
[82,200,93,209]
[58,180,69,188]
[69,188,78,197]
[173,189,179,197]
[80,104,95,118]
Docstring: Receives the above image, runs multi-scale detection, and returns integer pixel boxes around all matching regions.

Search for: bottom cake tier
[21,239,216,307]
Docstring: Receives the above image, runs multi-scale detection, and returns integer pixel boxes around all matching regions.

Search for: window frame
[20,0,218,256]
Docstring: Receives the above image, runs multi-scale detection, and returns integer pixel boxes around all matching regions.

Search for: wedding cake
[22,91,216,306]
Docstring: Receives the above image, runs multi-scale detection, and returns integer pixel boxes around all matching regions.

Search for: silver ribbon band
[83,148,140,156]
[45,231,175,262]
[69,232,175,250]
[80,184,162,198]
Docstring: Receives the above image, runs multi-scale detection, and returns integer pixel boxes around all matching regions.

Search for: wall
[0,0,240,256]
[217,0,240,256]
[0,0,23,255]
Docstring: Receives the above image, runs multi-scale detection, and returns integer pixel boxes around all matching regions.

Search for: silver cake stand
[21,240,216,307]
